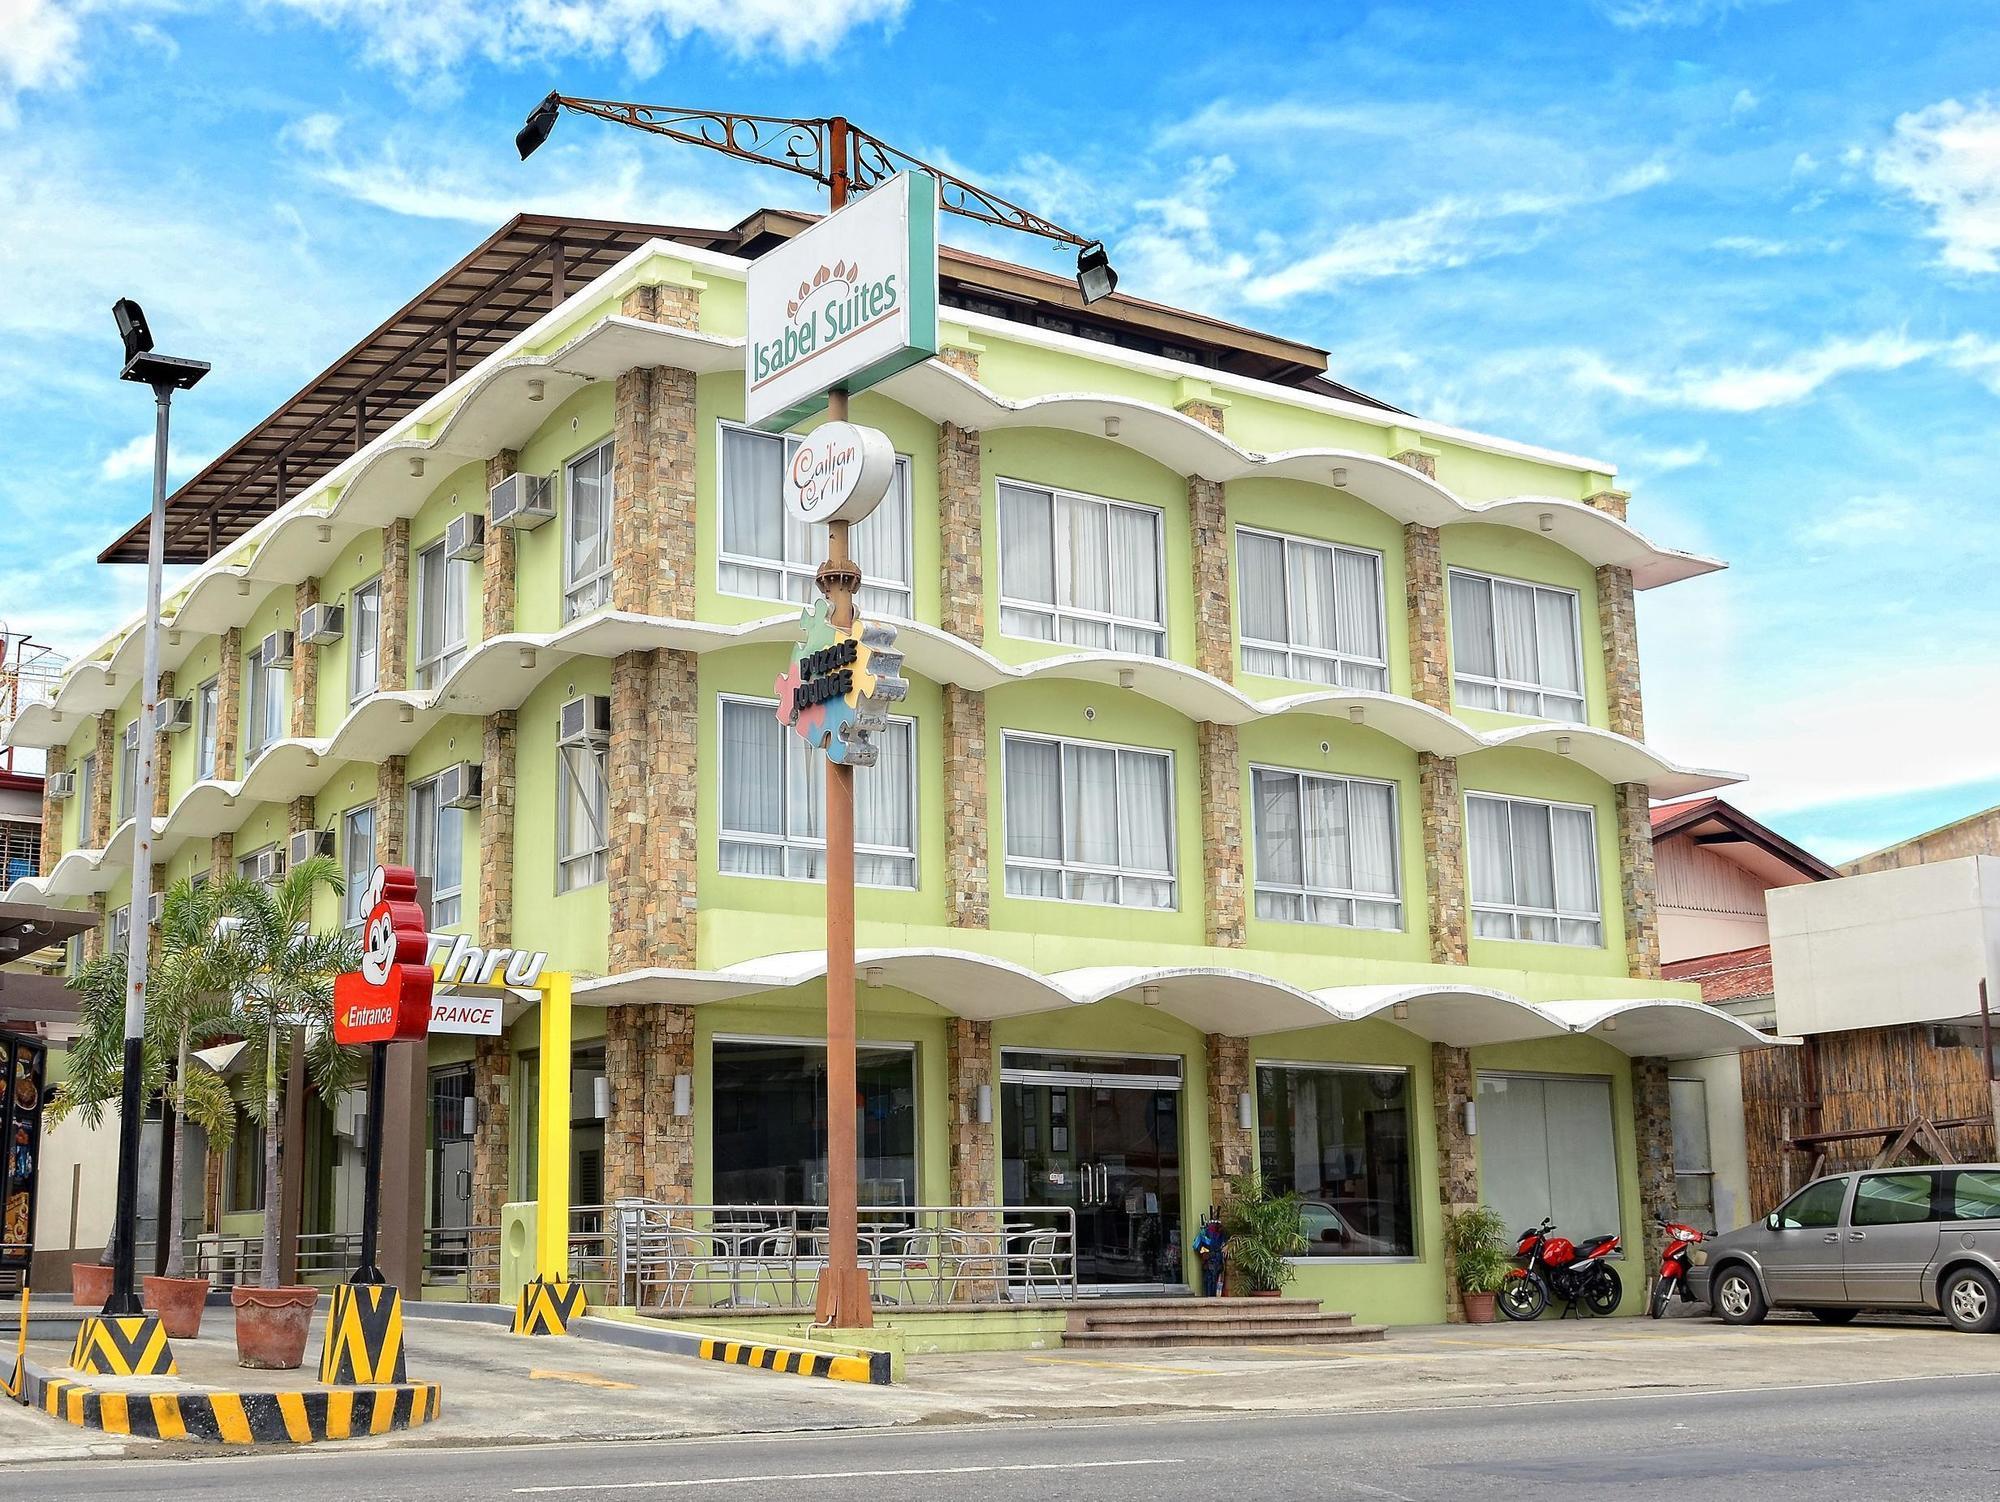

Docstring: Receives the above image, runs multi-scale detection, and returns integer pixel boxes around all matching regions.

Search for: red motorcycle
[1648,1220,1709,1318]
[1498,1216,1623,1320]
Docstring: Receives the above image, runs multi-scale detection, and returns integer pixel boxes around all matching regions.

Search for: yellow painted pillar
[535,971,573,1282]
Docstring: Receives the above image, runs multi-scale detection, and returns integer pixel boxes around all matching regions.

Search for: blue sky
[2,0,1996,862]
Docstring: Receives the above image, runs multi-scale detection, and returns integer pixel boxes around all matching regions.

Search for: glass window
[557,739,608,892]
[415,539,469,690]
[350,578,382,701]
[1476,1073,1621,1242]
[115,721,138,824]
[341,804,376,930]
[108,904,130,957]
[1236,528,1388,689]
[194,678,219,780]
[1257,1064,1415,1258]
[227,1120,266,1213]
[998,481,1165,656]
[718,423,913,618]
[1949,1171,2000,1222]
[718,697,917,888]
[408,774,465,928]
[710,1039,917,1206]
[1776,1177,1849,1230]
[1669,1076,1715,1229]
[76,751,97,838]
[1852,1172,1938,1227]
[1002,732,1176,909]
[564,440,614,621]
[1467,792,1602,947]
[1250,766,1400,930]
[1449,568,1585,722]
[244,645,288,757]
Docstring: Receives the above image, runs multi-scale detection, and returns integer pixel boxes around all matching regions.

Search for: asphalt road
[13,1369,2000,1502]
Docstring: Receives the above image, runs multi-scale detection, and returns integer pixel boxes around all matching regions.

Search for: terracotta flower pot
[70,1261,115,1308]
[143,1275,211,1339]
[230,1285,319,1370]
[1462,1290,1498,1324]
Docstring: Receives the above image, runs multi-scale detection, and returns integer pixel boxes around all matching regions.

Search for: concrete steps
[1062,1296,1387,1348]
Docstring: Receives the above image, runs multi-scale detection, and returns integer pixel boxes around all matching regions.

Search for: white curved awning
[1537,997,1790,1057]
[1315,984,1573,1047]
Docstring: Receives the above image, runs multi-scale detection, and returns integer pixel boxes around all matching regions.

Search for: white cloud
[1796,493,1925,547]
[1573,329,1941,412]
[1593,0,1764,26]
[1875,96,2000,273]
[1710,234,1793,257]
[0,0,84,123]
[1730,88,1759,117]
[98,435,154,482]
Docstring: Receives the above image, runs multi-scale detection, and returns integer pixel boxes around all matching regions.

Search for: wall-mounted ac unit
[260,630,296,670]
[298,602,345,646]
[557,694,612,747]
[46,771,74,800]
[252,847,287,884]
[288,828,334,867]
[444,512,486,562]
[155,696,192,733]
[437,761,483,810]
[489,472,555,531]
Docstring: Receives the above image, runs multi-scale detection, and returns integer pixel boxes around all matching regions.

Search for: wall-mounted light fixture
[167,629,182,647]
[526,378,546,402]
[1140,984,1161,1008]
[234,579,252,597]
[1556,736,1571,756]
[1392,1001,1410,1021]
[673,1073,692,1118]
[518,647,538,670]
[1463,1100,1478,1137]
[1117,668,1135,689]
[1103,415,1121,438]
[315,524,333,545]
[1538,512,1554,533]
[1237,1089,1255,1132]
[1602,1016,1618,1033]
[461,1096,479,1136]
[864,965,884,988]
[1348,705,1365,724]
[976,1082,993,1126]
[1330,466,1348,488]
[591,1075,611,1120]
[409,456,426,478]
[397,704,415,724]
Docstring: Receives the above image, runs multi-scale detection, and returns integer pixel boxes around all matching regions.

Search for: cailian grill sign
[746,171,939,431]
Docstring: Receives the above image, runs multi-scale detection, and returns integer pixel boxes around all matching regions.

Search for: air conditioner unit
[252,847,287,884]
[155,696,192,734]
[437,761,483,811]
[444,512,486,562]
[557,694,613,747]
[298,601,345,646]
[147,891,164,926]
[489,472,555,531]
[288,828,334,867]
[260,630,296,670]
[46,771,74,800]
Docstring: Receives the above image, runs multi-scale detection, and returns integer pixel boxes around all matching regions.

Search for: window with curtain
[341,804,376,929]
[1476,1073,1621,1243]
[717,697,917,888]
[194,678,220,780]
[75,752,96,839]
[244,646,288,757]
[1236,529,1388,689]
[1467,792,1602,946]
[1448,568,1585,722]
[415,539,469,690]
[998,481,1166,656]
[557,739,608,892]
[109,905,130,957]
[350,578,382,701]
[116,721,137,823]
[1249,766,1401,930]
[1002,732,1176,908]
[564,440,615,620]
[717,423,913,618]
[407,775,465,927]
[1257,1063,1416,1258]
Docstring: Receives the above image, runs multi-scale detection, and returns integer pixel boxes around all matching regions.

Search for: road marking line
[1022,1355,1211,1375]
[514,1458,1185,1493]
[530,1369,640,1390]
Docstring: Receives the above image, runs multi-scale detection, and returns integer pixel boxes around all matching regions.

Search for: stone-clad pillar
[1176,397,1232,685]
[376,756,407,864]
[469,1034,510,1302]
[1420,753,1468,965]
[1206,1034,1254,1215]
[209,833,234,883]
[946,1017,998,1294]
[1596,565,1644,743]
[470,704,517,1294]
[1432,1043,1478,1322]
[1635,1057,1675,1278]
[942,686,988,929]
[483,451,519,640]
[214,627,243,780]
[938,343,983,645]
[608,650,699,973]
[89,714,115,847]
[1402,520,1451,714]
[287,795,316,840]
[1617,783,1662,979]
[379,520,410,693]
[1199,723,1245,948]
[478,711,516,943]
[602,1005,695,1205]
[611,283,699,621]
[39,746,64,876]
[292,580,319,738]
[151,672,174,821]
[85,894,106,960]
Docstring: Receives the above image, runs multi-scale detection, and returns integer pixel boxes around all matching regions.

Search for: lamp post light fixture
[105,298,209,1317]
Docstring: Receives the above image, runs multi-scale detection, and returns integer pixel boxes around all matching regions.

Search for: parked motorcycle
[1498,1216,1623,1320]
[1647,1220,1710,1318]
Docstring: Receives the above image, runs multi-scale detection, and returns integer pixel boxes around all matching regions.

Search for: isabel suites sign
[746,170,940,431]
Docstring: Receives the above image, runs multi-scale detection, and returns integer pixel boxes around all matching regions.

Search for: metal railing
[140,1228,498,1292]
[578,1202,1078,1312]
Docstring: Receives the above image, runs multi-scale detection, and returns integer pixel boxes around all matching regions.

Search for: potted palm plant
[1444,1205,1512,1324]
[1218,1174,1308,1296]
[220,857,359,1369]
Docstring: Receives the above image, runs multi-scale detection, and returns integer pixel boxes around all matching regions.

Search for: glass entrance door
[1001,1052,1183,1289]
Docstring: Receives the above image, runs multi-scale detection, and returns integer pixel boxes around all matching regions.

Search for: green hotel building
[7,211,1771,1324]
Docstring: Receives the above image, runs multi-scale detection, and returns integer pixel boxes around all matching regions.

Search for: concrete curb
[575,1315,892,1385]
[8,1356,443,1444]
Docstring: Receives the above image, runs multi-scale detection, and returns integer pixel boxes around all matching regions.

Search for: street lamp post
[105,299,209,1316]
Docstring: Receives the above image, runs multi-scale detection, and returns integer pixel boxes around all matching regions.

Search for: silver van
[1690,1166,2000,1333]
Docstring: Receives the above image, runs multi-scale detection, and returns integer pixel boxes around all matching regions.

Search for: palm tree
[218,855,359,1288]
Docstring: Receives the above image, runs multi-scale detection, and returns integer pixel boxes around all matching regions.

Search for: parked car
[1690,1165,2000,1333]
[1298,1199,1401,1257]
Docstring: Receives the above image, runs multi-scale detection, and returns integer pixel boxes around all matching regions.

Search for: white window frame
[115,721,138,825]
[1466,791,1603,948]
[244,646,287,758]
[109,905,131,956]
[75,752,97,839]
[1000,730,1178,910]
[194,677,219,781]
[415,538,469,691]
[349,577,383,703]
[1234,526,1390,689]
[406,773,465,928]
[1248,763,1403,931]
[340,804,376,930]
[556,736,608,893]
[715,694,919,890]
[716,420,915,618]
[1448,567,1587,723]
[562,439,615,622]
[997,479,1168,657]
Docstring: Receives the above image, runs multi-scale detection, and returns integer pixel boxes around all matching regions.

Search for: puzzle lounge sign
[775,599,907,767]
